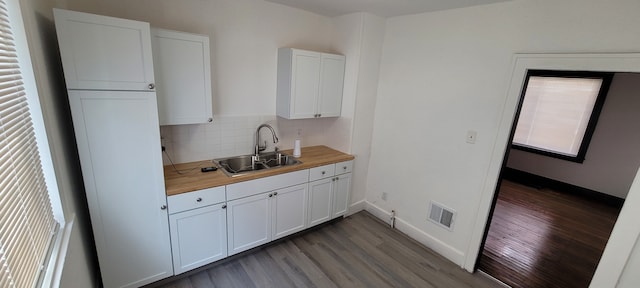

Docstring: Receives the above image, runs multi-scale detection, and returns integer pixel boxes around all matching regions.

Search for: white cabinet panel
[226,169,308,201]
[309,164,335,182]
[68,90,172,288]
[277,48,345,119]
[333,174,352,218]
[170,203,227,274]
[335,160,354,175]
[272,184,308,240]
[227,182,310,255]
[168,186,225,214]
[333,160,353,218]
[291,51,321,119]
[227,193,271,255]
[152,29,212,125]
[54,9,155,91]
[308,178,334,227]
[318,54,345,117]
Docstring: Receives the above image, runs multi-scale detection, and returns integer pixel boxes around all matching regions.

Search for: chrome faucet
[254,124,278,156]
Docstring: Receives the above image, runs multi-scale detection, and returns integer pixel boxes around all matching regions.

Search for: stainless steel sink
[213,152,301,176]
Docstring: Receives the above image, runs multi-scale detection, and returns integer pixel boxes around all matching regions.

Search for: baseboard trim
[365,201,466,267]
[347,200,366,216]
[364,202,392,225]
[503,167,625,208]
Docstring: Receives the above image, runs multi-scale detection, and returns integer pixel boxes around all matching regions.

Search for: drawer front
[335,160,353,175]
[226,169,309,201]
[168,186,226,214]
[309,164,335,182]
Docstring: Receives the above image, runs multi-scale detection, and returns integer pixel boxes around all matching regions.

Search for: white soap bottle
[293,139,301,157]
[293,129,301,157]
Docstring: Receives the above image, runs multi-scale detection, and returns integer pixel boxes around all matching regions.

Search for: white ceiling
[264,0,511,18]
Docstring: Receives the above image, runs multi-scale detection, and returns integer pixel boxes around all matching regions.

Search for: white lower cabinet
[307,160,353,226]
[227,183,309,255]
[170,161,352,274]
[227,193,272,256]
[168,186,227,274]
[308,178,334,226]
[169,203,227,274]
[272,184,308,240]
[332,173,352,218]
[67,90,173,288]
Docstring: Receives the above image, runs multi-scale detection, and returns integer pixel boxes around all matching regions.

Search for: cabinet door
[54,9,155,91]
[68,90,172,288]
[272,184,308,240]
[308,178,334,227]
[290,50,321,119]
[318,54,345,117]
[170,203,227,274]
[227,193,271,255]
[333,173,352,218]
[152,29,212,125]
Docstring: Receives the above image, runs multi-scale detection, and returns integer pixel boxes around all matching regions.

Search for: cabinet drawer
[227,170,308,201]
[335,160,353,175]
[168,186,226,214]
[309,164,335,182]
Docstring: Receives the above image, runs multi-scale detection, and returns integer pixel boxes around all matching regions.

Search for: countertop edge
[164,145,354,196]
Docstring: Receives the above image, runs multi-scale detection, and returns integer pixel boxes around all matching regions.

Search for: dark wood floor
[149,211,503,288]
[478,180,621,288]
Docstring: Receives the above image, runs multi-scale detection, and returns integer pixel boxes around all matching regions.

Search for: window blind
[513,76,602,157]
[0,0,58,286]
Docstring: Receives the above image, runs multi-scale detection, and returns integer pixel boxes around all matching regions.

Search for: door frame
[463,53,640,287]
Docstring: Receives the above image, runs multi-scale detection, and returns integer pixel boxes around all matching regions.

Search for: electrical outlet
[381,192,388,201]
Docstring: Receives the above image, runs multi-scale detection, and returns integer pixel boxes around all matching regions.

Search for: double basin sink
[213,152,301,177]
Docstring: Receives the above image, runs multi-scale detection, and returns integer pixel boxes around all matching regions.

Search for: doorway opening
[475,71,640,287]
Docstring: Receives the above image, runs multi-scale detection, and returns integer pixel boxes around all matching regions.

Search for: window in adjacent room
[512,70,613,163]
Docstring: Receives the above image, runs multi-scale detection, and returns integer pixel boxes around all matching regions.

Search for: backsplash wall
[160,115,350,165]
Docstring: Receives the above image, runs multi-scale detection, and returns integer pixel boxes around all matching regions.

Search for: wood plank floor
[478,180,621,288]
[148,211,503,288]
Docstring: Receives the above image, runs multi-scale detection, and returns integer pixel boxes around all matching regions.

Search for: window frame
[4,0,67,286]
[511,69,614,163]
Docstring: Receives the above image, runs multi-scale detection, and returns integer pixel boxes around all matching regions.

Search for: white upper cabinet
[53,9,155,91]
[277,48,345,119]
[318,54,346,118]
[152,29,213,125]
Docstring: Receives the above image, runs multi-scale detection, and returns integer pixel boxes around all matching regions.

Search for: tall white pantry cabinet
[53,9,173,288]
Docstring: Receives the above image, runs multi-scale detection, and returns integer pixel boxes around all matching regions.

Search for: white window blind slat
[0,0,58,286]
[513,73,607,160]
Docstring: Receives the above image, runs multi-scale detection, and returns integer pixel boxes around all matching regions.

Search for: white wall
[618,236,640,287]
[367,0,640,271]
[507,73,640,199]
[341,13,386,211]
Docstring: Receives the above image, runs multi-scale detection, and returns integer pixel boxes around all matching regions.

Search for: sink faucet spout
[255,124,279,156]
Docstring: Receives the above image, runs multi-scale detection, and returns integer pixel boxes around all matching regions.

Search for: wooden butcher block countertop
[164,145,355,196]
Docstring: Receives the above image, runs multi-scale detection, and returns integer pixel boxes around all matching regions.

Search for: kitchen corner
[53,7,355,286]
